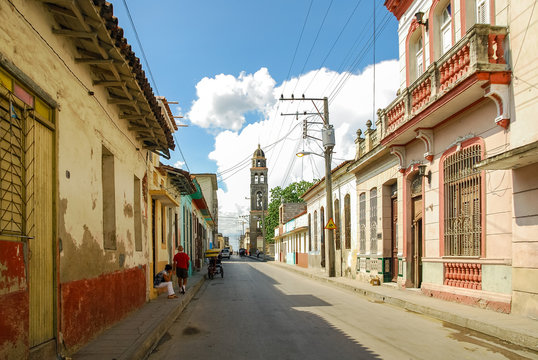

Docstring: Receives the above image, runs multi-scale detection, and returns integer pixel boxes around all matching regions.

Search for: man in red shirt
[173,245,190,294]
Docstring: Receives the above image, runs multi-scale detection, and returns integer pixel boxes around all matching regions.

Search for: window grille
[308,213,312,251]
[344,194,351,249]
[359,193,366,253]
[370,188,378,254]
[334,199,341,250]
[0,98,25,235]
[314,210,318,251]
[443,144,482,256]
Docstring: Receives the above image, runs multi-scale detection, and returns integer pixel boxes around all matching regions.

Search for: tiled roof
[40,0,175,155]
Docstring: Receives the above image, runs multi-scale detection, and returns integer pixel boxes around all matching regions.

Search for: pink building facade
[376,0,538,317]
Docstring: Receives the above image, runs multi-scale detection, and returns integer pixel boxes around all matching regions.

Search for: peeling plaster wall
[60,265,146,351]
[0,242,28,359]
[0,0,152,354]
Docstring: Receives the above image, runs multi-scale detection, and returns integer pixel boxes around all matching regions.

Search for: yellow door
[0,77,55,348]
[27,116,55,347]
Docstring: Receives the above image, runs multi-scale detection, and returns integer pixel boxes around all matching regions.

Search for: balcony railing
[379,24,509,141]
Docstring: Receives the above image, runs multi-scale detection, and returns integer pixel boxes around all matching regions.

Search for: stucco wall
[0,0,154,353]
[511,163,538,318]
[506,0,538,149]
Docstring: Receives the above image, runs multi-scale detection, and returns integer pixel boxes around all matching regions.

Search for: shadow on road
[162,259,382,360]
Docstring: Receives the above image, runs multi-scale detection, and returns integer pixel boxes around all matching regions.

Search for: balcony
[379,24,510,146]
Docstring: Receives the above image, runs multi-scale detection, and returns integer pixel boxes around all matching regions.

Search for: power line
[292,0,335,95]
[283,0,314,93]
[121,0,160,95]
[172,132,191,172]
[303,0,364,94]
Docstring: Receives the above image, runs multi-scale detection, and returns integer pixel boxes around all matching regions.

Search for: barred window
[370,188,378,254]
[0,99,24,235]
[314,210,318,251]
[344,194,351,249]
[443,144,482,256]
[308,213,312,251]
[334,199,341,250]
[359,193,366,253]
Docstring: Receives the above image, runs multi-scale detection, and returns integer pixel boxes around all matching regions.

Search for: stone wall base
[421,282,511,313]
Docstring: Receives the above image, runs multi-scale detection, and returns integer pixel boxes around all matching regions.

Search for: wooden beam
[75,58,116,64]
[52,29,97,39]
[108,98,136,105]
[120,114,147,120]
[47,4,76,18]
[128,125,150,132]
[93,80,126,87]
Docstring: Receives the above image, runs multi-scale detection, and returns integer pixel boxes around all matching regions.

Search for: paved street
[148,256,538,360]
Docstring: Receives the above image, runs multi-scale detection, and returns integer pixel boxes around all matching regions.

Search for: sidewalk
[71,269,206,360]
[268,261,538,350]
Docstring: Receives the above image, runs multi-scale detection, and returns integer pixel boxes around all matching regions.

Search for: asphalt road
[148,255,538,360]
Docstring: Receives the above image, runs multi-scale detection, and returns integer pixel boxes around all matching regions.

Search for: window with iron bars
[370,188,378,254]
[344,194,351,249]
[359,193,366,253]
[443,144,482,256]
[334,198,341,250]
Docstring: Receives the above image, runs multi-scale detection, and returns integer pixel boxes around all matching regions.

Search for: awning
[475,140,538,170]
[149,190,179,207]
[159,165,196,195]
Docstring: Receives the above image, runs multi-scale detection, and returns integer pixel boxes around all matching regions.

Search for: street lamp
[296,151,322,158]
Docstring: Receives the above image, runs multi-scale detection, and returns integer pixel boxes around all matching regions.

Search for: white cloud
[193,61,399,239]
[187,68,276,131]
[173,160,185,169]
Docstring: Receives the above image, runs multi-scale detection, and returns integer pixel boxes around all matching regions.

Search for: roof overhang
[475,140,538,170]
[165,168,196,195]
[149,190,179,207]
[39,0,175,157]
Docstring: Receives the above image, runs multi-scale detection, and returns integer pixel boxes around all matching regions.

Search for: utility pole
[280,95,336,277]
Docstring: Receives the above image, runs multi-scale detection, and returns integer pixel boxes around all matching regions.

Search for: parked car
[221,248,231,259]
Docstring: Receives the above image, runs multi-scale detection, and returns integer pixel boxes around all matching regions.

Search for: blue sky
[113,1,400,241]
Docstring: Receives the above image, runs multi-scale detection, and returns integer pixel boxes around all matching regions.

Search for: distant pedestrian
[154,264,177,299]
[173,245,190,294]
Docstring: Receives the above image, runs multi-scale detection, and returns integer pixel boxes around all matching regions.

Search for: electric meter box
[322,126,335,148]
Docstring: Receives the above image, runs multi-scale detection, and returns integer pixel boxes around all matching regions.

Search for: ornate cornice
[384,0,413,20]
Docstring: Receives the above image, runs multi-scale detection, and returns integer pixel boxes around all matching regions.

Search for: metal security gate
[0,76,55,348]
[443,145,482,256]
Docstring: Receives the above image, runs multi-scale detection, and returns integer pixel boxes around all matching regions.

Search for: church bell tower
[249,144,268,253]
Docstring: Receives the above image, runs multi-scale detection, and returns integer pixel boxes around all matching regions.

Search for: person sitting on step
[154,264,178,299]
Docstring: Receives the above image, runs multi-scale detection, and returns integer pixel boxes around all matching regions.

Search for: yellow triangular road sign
[325,218,337,230]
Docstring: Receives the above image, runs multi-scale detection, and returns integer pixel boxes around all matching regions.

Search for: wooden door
[1,91,56,348]
[29,118,55,348]
[411,196,423,287]
[391,197,398,282]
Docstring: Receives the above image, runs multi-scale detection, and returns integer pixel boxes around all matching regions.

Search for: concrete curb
[269,262,538,350]
[120,274,205,360]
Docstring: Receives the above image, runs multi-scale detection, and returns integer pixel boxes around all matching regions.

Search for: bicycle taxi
[205,249,223,279]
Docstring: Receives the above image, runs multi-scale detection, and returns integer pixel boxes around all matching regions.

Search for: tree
[264,180,316,244]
